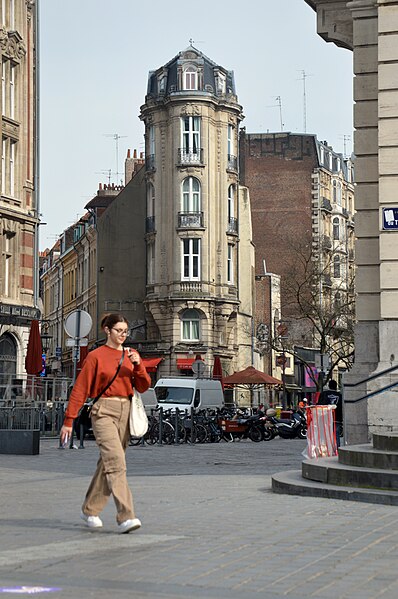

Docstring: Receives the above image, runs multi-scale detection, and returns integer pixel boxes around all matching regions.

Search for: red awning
[142,357,163,372]
[176,358,195,370]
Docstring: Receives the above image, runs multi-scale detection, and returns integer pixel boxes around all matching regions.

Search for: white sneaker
[117,518,141,534]
[80,510,103,529]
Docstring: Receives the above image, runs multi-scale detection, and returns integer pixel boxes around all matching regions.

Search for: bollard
[158,407,163,445]
[190,407,196,444]
[174,408,179,444]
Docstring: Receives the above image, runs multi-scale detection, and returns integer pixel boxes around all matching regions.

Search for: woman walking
[60,313,151,533]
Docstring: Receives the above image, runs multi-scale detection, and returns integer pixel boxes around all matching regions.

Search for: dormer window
[183,66,198,90]
[216,72,226,94]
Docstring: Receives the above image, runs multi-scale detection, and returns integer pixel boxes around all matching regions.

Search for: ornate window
[227,244,234,284]
[146,183,155,233]
[333,255,340,278]
[181,116,200,162]
[182,177,200,212]
[147,242,155,284]
[183,66,198,90]
[333,217,340,241]
[181,309,200,341]
[182,238,200,280]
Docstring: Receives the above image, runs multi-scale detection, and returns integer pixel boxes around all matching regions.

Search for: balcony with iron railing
[322,273,332,287]
[321,235,332,250]
[227,217,238,234]
[145,154,155,171]
[178,212,204,229]
[321,197,332,212]
[177,148,204,166]
[146,216,156,233]
[227,154,238,171]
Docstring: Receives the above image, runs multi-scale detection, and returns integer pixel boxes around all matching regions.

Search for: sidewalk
[0,437,398,598]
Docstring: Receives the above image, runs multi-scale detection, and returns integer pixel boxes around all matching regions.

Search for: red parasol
[212,356,224,389]
[223,366,282,386]
[25,319,43,375]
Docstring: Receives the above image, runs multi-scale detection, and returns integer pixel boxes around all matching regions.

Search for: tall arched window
[146,183,155,233]
[182,177,200,212]
[334,255,340,278]
[333,217,340,241]
[0,333,17,376]
[228,185,234,220]
[181,309,200,341]
[183,66,198,90]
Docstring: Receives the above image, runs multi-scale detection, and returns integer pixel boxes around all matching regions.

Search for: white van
[140,388,157,415]
[154,378,224,412]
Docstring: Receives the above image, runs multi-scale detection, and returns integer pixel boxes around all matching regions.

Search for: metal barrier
[0,402,66,436]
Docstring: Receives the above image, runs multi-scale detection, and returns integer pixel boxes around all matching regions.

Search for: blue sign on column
[382,207,398,230]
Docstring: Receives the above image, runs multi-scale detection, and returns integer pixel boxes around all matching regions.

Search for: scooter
[263,408,307,440]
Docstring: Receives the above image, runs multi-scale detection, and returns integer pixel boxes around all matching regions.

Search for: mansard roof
[146,45,236,99]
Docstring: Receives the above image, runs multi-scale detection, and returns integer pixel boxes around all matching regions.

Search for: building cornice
[304,0,354,50]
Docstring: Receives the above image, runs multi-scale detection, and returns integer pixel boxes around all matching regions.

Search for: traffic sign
[64,310,92,338]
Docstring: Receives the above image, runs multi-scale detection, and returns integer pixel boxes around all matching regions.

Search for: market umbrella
[212,356,224,389]
[25,319,43,375]
[223,366,282,407]
[223,366,282,386]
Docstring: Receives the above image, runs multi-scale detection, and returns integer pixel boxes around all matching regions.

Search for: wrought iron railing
[227,217,238,234]
[227,154,238,171]
[178,212,203,228]
[177,148,204,165]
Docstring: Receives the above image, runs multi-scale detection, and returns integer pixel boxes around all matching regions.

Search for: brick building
[240,131,355,399]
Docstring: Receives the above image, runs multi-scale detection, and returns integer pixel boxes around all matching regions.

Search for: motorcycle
[219,409,264,442]
[262,408,307,440]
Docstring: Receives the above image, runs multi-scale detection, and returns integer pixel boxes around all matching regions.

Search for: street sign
[64,310,92,338]
[55,346,62,358]
[382,207,398,230]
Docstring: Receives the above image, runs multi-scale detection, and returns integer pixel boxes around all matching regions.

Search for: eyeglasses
[111,328,129,336]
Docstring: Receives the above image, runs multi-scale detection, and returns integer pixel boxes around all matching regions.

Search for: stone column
[344,0,380,444]
[366,0,398,437]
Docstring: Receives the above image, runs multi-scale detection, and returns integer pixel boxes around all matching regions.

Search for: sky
[38,0,354,250]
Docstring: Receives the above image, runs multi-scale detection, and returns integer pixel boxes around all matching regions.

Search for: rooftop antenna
[103,133,127,184]
[266,96,284,131]
[298,70,312,133]
[95,169,113,185]
[339,134,351,158]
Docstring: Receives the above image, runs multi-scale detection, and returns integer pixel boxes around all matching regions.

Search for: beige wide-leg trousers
[81,397,135,524]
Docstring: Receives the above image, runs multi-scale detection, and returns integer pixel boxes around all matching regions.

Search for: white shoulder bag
[129,390,149,438]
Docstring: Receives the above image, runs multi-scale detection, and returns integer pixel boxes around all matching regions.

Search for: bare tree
[268,232,355,390]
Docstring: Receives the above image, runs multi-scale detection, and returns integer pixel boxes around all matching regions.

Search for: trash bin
[304,405,337,459]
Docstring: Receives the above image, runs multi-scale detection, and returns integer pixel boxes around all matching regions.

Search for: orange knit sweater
[64,345,151,427]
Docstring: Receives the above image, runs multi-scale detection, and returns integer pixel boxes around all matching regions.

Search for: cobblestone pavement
[1,437,398,598]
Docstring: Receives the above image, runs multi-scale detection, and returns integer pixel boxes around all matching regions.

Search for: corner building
[140,46,254,376]
[0,0,38,377]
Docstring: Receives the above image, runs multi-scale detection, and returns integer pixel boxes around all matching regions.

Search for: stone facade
[306,0,398,442]
[0,0,38,377]
[139,46,255,378]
